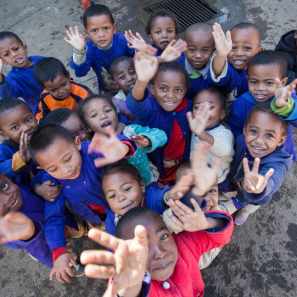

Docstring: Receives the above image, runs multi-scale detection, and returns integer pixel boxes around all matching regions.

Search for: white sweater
[190,124,234,184]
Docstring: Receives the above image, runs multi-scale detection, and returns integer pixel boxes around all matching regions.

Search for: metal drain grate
[144,0,223,33]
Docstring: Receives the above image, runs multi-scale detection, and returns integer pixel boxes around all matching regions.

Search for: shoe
[234,210,249,225]
[72,264,85,277]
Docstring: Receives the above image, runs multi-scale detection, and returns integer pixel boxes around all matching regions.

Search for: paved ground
[0,0,297,296]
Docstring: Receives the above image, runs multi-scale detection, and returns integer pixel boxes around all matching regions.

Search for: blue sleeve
[0,75,21,99]
[105,210,116,236]
[145,184,169,214]
[31,170,46,189]
[126,89,154,122]
[4,220,53,268]
[227,99,244,136]
[118,114,129,125]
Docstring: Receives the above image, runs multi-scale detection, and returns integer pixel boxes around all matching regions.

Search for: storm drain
[144,0,223,32]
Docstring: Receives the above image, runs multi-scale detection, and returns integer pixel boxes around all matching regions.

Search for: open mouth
[160,40,169,45]
[15,58,24,64]
[164,101,176,107]
[254,94,267,100]
[251,146,265,154]
[127,83,135,90]
[101,121,112,129]
[10,197,19,209]
[233,60,246,66]
[121,202,133,210]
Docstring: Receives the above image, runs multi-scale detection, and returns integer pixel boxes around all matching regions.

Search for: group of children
[0,3,296,296]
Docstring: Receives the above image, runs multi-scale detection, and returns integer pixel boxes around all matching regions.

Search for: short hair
[0,97,31,118]
[29,124,75,165]
[79,94,118,120]
[194,87,226,110]
[145,9,179,36]
[230,22,261,44]
[103,160,143,186]
[83,4,114,28]
[150,61,189,89]
[33,57,68,87]
[244,103,289,136]
[247,50,288,79]
[109,56,134,79]
[115,207,160,238]
[0,31,23,45]
[43,108,76,127]
[185,23,213,39]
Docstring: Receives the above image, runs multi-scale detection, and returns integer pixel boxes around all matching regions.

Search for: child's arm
[212,23,232,77]
[33,180,62,202]
[81,227,148,297]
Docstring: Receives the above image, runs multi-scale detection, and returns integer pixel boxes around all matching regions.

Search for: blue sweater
[230,134,293,207]
[126,91,192,176]
[4,185,77,268]
[0,56,44,115]
[105,182,169,235]
[42,138,136,252]
[228,91,297,161]
[70,33,135,92]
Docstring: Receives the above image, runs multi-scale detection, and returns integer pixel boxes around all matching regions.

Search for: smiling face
[82,98,118,134]
[61,113,92,142]
[34,137,82,180]
[243,111,286,158]
[102,172,145,216]
[193,90,225,129]
[0,37,31,68]
[112,60,137,95]
[0,104,38,144]
[228,28,262,70]
[42,73,72,100]
[247,64,287,103]
[0,174,23,216]
[185,30,214,70]
[84,14,116,48]
[150,70,187,111]
[148,16,177,50]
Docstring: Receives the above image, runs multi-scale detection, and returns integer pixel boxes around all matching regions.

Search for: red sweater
[149,211,234,297]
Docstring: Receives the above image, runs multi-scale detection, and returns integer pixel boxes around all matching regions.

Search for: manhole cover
[144,0,223,32]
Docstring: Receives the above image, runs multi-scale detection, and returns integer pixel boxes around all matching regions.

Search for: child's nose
[152,245,167,260]
[118,194,126,202]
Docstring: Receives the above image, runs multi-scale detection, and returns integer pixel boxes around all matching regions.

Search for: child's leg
[234,204,261,226]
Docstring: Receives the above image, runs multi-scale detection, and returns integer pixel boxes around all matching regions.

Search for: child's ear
[294,31,297,39]
[36,165,42,170]
[243,125,247,136]
[113,23,117,34]
[24,44,28,53]
[74,136,82,150]
[278,134,287,146]
[140,180,145,193]
[84,28,89,38]
[0,130,9,140]
[257,46,264,53]
[148,35,153,44]
[220,109,226,120]
[149,83,155,95]
[281,77,288,86]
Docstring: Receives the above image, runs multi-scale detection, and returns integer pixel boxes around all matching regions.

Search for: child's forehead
[151,16,175,28]
[155,70,186,85]
[248,63,281,78]
[86,14,113,27]
[186,29,213,45]
[114,60,134,72]
[231,27,260,44]
[0,36,22,48]
[84,98,112,111]
[195,90,220,103]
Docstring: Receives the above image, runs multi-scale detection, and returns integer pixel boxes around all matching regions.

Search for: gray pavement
[0,0,297,296]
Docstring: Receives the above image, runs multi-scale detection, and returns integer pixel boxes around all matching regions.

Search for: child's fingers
[87,228,121,251]
[169,214,184,228]
[168,199,193,218]
[190,198,203,213]
[74,26,80,35]
[81,249,116,268]
[133,225,148,247]
[186,111,193,123]
[225,30,232,42]
[251,158,260,174]
[242,158,251,175]
[84,263,116,279]
[259,168,274,188]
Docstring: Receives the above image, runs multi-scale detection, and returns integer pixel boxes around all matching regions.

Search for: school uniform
[0,56,44,115]
[36,81,92,125]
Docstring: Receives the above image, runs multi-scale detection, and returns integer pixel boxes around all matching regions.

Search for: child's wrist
[73,47,86,53]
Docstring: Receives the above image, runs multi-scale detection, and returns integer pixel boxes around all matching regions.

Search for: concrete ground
[0,0,297,296]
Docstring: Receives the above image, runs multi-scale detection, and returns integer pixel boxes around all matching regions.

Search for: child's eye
[250,129,257,134]
[2,182,8,190]
[249,80,257,84]
[175,88,182,93]
[92,29,97,33]
[81,124,86,131]
[210,106,215,110]
[65,156,72,162]
[155,30,161,34]
[188,48,195,53]
[91,113,97,118]
[266,81,274,85]
[232,46,237,50]
[105,109,112,113]
[129,70,136,75]
[26,117,33,122]
[194,106,199,110]
[266,133,274,138]
[202,49,209,53]
[14,47,19,50]
[108,194,116,199]
[119,75,125,80]
[3,53,8,57]
[124,186,132,192]
[168,30,173,33]
[11,125,18,130]
[62,82,67,86]
[209,189,217,193]
[50,168,57,173]
[103,27,109,31]
[245,47,252,50]
[161,233,169,241]
[160,87,167,91]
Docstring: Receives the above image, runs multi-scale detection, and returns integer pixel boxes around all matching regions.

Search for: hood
[275,30,297,53]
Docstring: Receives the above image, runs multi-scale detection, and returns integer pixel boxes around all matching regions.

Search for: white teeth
[252,146,264,152]
[234,60,245,65]
[164,101,175,106]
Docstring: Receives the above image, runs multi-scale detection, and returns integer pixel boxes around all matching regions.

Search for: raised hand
[159,39,187,62]
[81,227,148,297]
[191,141,219,196]
[212,22,232,58]
[64,26,86,51]
[130,134,151,147]
[0,211,35,243]
[19,132,31,163]
[34,181,62,202]
[242,158,274,194]
[134,52,159,83]
[88,126,130,167]
[274,78,297,108]
[50,253,77,283]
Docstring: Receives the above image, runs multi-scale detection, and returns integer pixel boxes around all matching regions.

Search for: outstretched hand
[159,39,187,62]
[19,132,31,163]
[212,22,232,57]
[64,26,86,51]
[130,134,152,147]
[274,78,297,108]
[81,227,148,297]
[88,127,130,167]
[134,52,159,83]
[242,158,274,193]
[0,212,35,244]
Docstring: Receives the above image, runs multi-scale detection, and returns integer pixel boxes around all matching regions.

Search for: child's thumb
[44,180,55,186]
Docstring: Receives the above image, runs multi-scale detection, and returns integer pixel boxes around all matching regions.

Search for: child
[210,23,263,114]
[81,206,233,296]
[275,29,297,79]
[228,50,297,161]
[29,124,136,280]
[0,31,44,115]
[65,4,135,92]
[219,104,293,225]
[177,23,215,99]
[34,57,92,125]
[145,9,179,56]
[79,94,167,185]
[109,56,138,122]
[0,173,85,283]
[43,108,92,142]
[188,88,234,189]
[127,53,192,185]
[102,161,193,236]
